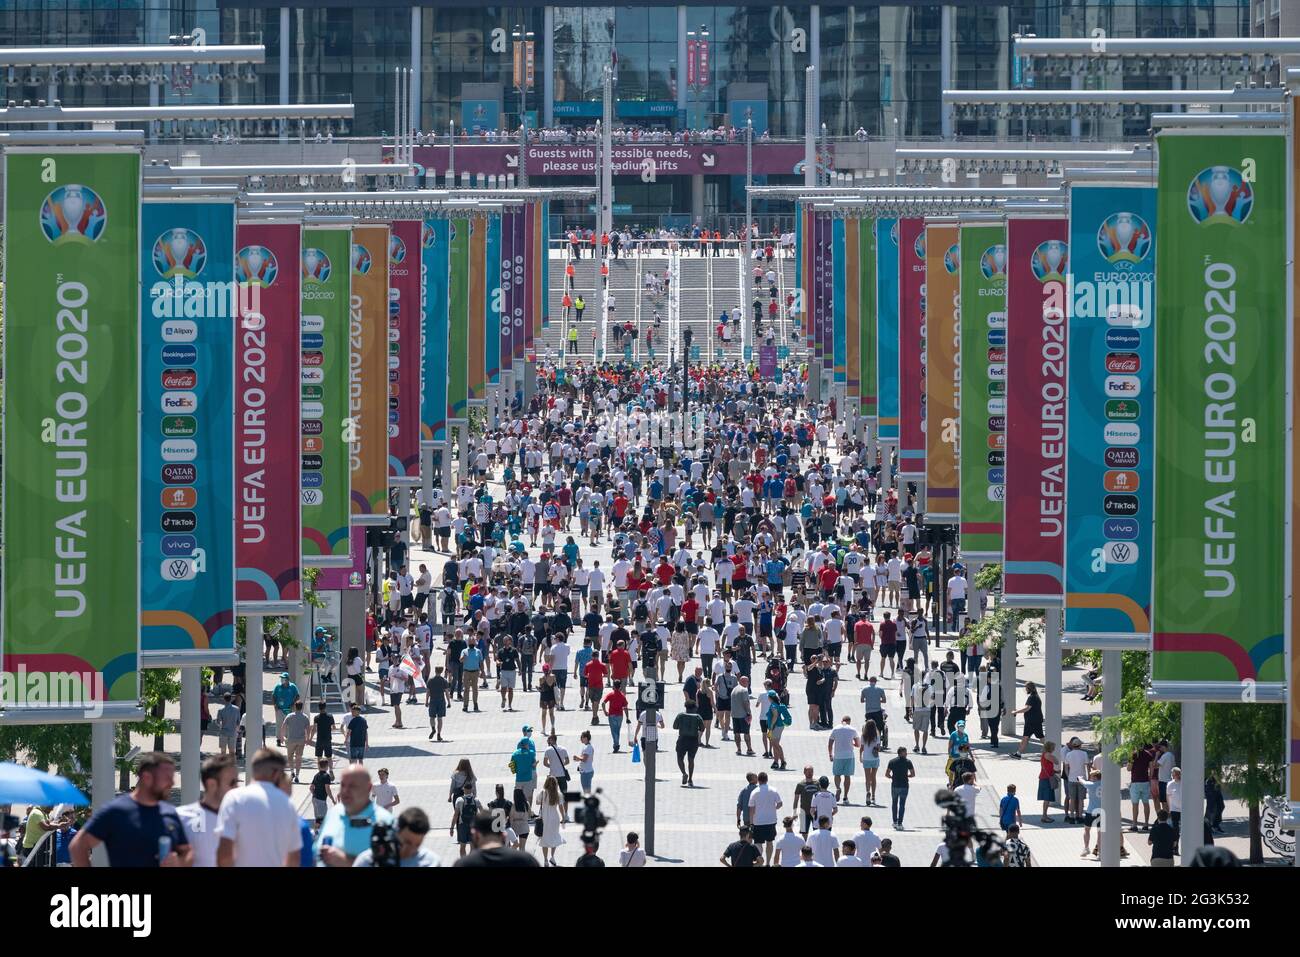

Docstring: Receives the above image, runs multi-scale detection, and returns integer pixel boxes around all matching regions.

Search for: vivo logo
[1103,518,1140,541]
[161,534,197,557]
[301,471,324,488]
[987,467,1005,485]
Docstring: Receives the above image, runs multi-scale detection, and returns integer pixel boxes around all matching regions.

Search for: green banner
[301,226,353,565]
[2,149,141,711]
[858,218,877,418]
[447,217,469,421]
[958,222,1006,560]
[1152,132,1286,691]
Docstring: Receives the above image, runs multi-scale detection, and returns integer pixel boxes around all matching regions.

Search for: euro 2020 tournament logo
[389,233,407,266]
[153,228,207,279]
[1097,212,1151,265]
[1187,165,1252,225]
[913,230,926,261]
[40,184,107,244]
[421,221,438,249]
[943,243,959,275]
[236,245,278,286]
[302,247,332,284]
[352,243,373,275]
[1029,239,1068,283]
[980,244,1006,279]
[889,220,899,246]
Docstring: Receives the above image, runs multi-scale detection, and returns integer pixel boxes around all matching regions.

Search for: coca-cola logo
[1104,448,1139,468]
[302,351,325,367]
[1105,352,1141,374]
[162,368,197,390]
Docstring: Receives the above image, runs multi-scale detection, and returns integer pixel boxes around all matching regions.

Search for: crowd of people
[3,353,1221,869]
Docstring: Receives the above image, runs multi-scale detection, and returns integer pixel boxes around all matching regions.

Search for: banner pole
[1180,701,1206,865]
[244,615,264,783]
[1043,608,1062,748]
[999,625,1017,739]
[1101,649,1123,866]
[92,722,116,811]
[180,667,201,804]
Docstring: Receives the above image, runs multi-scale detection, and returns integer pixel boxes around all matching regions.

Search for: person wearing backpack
[449,781,479,859]
[765,689,791,771]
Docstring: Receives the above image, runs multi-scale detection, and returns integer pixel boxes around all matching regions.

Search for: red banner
[698,40,710,86]
[897,217,926,478]
[687,39,697,87]
[1002,216,1069,605]
[235,221,303,612]
[388,220,422,486]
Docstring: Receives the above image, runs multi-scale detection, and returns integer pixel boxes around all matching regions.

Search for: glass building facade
[0,2,1250,138]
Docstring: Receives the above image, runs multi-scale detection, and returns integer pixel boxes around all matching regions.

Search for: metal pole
[278,7,289,142]
[180,667,201,803]
[745,116,753,355]
[940,5,954,139]
[519,77,529,188]
[1180,701,1206,865]
[244,614,265,783]
[92,722,115,809]
[1100,649,1123,866]
[644,666,658,856]
[804,67,817,188]
[999,622,1017,738]
[1043,607,1062,748]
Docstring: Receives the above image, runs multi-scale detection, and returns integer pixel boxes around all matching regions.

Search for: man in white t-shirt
[214,749,304,867]
[807,816,839,866]
[837,840,866,866]
[773,817,806,867]
[746,771,784,865]
[827,716,861,803]
[852,817,882,865]
[947,569,969,629]
[371,768,400,813]
[178,753,239,867]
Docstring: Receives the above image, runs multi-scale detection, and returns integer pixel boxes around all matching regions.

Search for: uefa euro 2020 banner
[388,220,422,485]
[1002,216,1068,607]
[958,222,1006,560]
[420,218,450,447]
[235,221,303,613]
[875,218,900,443]
[897,218,926,477]
[141,198,237,663]
[2,148,142,713]
[1063,184,1155,649]
[857,218,877,423]
[923,222,959,522]
[350,224,390,525]
[300,225,353,567]
[1152,132,1285,696]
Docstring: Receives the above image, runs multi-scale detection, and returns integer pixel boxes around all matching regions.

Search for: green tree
[1206,703,1285,865]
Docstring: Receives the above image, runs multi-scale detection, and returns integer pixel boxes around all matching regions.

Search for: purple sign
[316,526,366,590]
[412,143,811,179]
[759,345,777,378]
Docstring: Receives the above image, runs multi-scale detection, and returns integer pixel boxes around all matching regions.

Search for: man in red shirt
[613,493,629,523]
[656,558,675,587]
[818,563,840,600]
[601,680,630,753]
[584,654,608,725]
[609,639,633,687]
[878,612,898,679]
[853,617,876,680]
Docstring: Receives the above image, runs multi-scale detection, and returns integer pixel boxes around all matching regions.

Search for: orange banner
[924,222,960,521]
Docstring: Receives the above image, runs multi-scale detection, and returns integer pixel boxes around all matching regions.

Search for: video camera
[564,789,608,847]
[368,821,402,868]
[934,788,1004,867]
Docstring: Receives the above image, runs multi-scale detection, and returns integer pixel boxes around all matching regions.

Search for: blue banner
[461,98,500,134]
[486,213,502,385]
[420,218,451,446]
[1063,183,1155,647]
[876,218,900,441]
[140,199,236,661]
[832,217,847,384]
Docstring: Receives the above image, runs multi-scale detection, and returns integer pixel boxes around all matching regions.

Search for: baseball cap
[280,672,290,679]
[956,719,966,727]
[522,725,535,734]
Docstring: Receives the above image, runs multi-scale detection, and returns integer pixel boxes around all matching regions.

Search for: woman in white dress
[535,776,566,866]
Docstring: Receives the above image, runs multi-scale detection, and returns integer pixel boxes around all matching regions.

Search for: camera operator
[353,808,439,867]
[931,787,1003,867]
[452,809,541,867]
